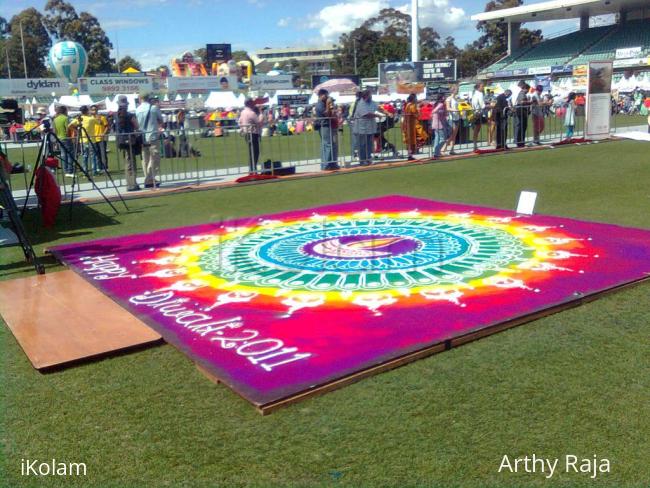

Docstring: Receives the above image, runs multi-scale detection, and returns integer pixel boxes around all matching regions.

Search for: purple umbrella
[313,78,358,94]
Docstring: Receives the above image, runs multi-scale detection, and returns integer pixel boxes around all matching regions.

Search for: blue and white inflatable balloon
[48,41,87,83]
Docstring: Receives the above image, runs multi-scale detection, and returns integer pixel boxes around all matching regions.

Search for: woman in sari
[402,94,419,160]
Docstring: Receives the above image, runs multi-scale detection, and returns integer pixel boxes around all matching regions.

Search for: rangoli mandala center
[197,218,533,291]
[161,210,570,315]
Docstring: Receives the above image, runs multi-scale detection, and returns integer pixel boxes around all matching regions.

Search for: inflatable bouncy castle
[171,52,208,77]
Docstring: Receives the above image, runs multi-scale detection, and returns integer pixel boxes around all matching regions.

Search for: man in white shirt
[136,94,164,188]
[471,83,485,151]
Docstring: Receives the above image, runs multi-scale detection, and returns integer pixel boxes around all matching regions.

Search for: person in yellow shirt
[69,106,99,174]
[91,105,109,171]
[53,105,75,175]
[23,119,38,141]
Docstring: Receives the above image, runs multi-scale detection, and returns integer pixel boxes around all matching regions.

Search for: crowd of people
[37,104,109,179]
[234,82,650,173]
[3,82,650,189]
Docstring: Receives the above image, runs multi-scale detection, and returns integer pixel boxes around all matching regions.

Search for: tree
[0,16,8,78]
[458,46,492,79]
[362,7,410,39]
[437,36,461,61]
[44,0,114,75]
[475,0,542,61]
[232,50,253,63]
[155,64,170,76]
[42,0,76,39]
[335,8,444,78]
[5,9,51,78]
[335,26,382,77]
[77,12,113,74]
[0,16,8,38]
[117,55,141,72]
[193,47,206,61]
[295,60,311,87]
[280,58,310,86]
[420,27,441,60]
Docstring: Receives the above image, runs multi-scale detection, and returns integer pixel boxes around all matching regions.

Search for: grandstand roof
[471,0,648,24]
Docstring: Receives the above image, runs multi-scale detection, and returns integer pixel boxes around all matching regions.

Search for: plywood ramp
[0,270,162,370]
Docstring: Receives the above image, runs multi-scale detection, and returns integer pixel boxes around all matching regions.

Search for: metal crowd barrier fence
[4,107,643,198]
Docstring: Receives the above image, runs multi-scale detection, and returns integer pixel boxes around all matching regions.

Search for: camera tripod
[21,122,126,220]
[71,123,129,212]
[0,151,44,274]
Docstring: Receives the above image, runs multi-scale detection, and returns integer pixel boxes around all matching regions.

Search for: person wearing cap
[355,89,391,166]
[513,80,531,147]
[116,95,141,191]
[314,88,339,170]
[136,93,164,188]
[35,107,48,123]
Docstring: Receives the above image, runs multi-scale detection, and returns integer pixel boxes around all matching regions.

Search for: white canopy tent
[614,75,641,92]
[56,95,95,108]
[373,92,426,103]
[204,91,245,109]
[50,95,104,116]
[329,92,356,105]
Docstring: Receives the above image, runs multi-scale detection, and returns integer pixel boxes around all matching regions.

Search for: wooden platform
[0,270,162,370]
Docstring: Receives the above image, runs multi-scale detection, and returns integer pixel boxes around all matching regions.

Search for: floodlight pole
[4,47,11,79]
[115,30,121,74]
[411,0,419,62]
[20,21,28,78]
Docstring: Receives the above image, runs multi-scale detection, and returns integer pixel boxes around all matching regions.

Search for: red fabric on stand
[35,166,61,228]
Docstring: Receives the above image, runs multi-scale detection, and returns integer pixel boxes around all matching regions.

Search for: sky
[2,0,582,70]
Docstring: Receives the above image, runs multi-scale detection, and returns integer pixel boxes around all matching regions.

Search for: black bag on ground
[261,160,296,176]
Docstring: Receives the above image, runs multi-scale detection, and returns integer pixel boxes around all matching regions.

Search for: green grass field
[2,140,650,487]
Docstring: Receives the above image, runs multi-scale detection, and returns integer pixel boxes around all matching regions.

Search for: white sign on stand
[585,61,613,140]
[516,191,537,215]
[250,75,293,91]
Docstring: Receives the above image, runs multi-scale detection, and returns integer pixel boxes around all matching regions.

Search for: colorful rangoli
[50,196,650,410]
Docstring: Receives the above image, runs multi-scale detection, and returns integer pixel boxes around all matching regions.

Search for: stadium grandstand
[473,0,650,91]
